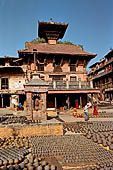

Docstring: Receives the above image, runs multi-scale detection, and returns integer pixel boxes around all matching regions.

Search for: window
[37,64,44,71]
[70,65,76,72]
[40,75,45,80]
[37,57,45,71]
[53,76,63,80]
[70,76,77,81]
[49,75,65,80]
[53,57,62,72]
[1,78,8,89]
[70,58,76,72]
[54,57,61,66]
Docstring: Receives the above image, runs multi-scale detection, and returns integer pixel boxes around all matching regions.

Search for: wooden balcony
[48,80,91,90]
[92,68,113,80]
[96,82,113,91]
[90,58,113,73]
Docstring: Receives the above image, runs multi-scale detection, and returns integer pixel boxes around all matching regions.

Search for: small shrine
[24,73,49,120]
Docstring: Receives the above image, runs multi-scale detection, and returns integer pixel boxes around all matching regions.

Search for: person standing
[93,101,98,116]
[84,103,91,121]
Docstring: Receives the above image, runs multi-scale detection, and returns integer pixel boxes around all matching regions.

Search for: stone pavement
[0,107,113,124]
[59,114,113,122]
[42,108,113,124]
[0,108,13,116]
[41,114,113,124]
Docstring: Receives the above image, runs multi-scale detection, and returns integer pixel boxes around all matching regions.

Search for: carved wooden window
[37,57,44,71]
[70,65,76,71]
[70,58,76,71]
[1,78,8,89]
[37,64,44,71]
[49,75,65,80]
[70,76,77,81]
[53,57,62,72]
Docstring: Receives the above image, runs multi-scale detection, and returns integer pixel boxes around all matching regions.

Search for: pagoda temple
[0,19,100,120]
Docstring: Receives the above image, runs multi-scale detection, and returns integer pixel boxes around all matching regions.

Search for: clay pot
[37,165,42,170]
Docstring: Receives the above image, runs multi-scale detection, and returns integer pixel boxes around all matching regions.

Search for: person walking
[84,103,91,121]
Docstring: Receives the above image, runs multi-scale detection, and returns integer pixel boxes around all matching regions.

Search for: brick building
[88,49,113,101]
[0,19,99,119]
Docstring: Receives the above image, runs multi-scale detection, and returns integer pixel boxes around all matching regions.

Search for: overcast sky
[0,0,113,70]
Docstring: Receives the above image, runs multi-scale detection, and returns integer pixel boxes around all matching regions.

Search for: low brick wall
[0,127,14,138]
[0,123,63,138]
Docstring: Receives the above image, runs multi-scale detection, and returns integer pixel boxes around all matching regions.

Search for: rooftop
[18,42,96,57]
[38,19,68,41]
[25,78,49,86]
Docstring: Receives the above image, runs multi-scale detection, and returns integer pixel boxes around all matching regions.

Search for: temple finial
[50,18,54,24]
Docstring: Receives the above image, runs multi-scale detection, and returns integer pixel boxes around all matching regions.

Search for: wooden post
[67,96,70,109]
[34,53,36,65]
[79,79,81,88]
[10,96,12,108]
[66,81,69,89]
[53,80,56,89]
[1,94,3,108]
[31,93,33,120]
[111,93,113,101]
[55,96,57,109]
[80,95,82,108]
[90,80,93,88]
[91,93,93,105]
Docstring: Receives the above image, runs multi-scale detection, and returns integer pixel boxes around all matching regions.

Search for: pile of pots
[0,136,30,149]
[0,136,58,169]
[0,155,57,169]
[0,116,41,125]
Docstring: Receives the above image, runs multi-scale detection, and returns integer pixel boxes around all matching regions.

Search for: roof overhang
[48,89,100,94]
[38,21,68,40]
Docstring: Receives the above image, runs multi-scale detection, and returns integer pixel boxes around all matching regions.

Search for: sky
[0,0,113,71]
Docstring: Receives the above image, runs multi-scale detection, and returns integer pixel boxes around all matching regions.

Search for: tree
[57,40,84,49]
[31,38,46,43]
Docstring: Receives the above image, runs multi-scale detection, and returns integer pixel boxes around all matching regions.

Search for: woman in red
[93,101,98,116]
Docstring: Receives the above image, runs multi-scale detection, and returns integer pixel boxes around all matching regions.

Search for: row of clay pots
[0,136,30,149]
[29,134,113,166]
[0,155,57,170]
